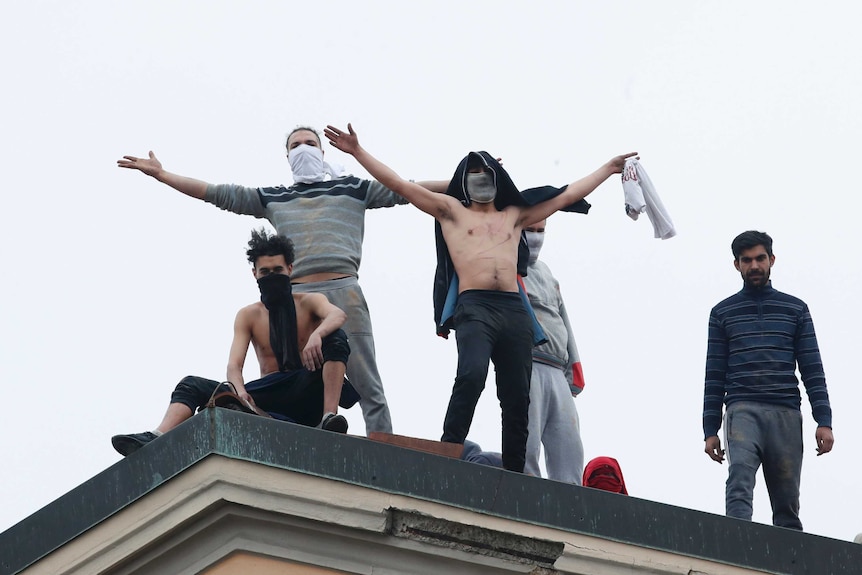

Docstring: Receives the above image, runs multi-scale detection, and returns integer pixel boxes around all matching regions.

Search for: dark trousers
[171,329,351,427]
[441,290,533,472]
[170,373,322,426]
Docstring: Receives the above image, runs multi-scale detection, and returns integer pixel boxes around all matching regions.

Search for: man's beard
[743,269,770,288]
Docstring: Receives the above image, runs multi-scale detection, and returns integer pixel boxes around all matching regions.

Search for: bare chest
[250,305,314,358]
[458,212,518,248]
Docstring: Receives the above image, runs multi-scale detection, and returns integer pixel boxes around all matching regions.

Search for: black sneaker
[319,413,348,434]
[111,431,159,456]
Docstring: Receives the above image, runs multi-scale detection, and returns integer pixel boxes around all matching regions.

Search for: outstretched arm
[325,124,457,220]
[518,152,638,226]
[117,151,209,200]
[416,180,451,193]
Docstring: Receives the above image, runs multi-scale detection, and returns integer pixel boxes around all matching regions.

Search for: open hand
[324,124,360,155]
[117,150,163,177]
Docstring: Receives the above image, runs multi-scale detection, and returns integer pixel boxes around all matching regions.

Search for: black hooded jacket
[433,152,590,338]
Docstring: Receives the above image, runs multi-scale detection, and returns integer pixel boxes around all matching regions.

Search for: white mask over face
[525,231,544,264]
[465,172,497,204]
[288,144,329,184]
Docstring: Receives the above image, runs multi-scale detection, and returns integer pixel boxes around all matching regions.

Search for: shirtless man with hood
[325,123,635,472]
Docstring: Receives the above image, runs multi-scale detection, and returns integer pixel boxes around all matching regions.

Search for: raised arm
[324,124,458,220]
[415,180,451,194]
[518,152,638,227]
[301,293,347,371]
[117,151,209,200]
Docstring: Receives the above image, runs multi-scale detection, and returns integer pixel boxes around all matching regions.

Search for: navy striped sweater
[702,282,832,439]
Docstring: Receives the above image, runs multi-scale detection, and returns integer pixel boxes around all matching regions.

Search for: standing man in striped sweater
[703,230,834,530]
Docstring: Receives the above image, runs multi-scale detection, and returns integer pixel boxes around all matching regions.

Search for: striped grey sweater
[205,177,407,280]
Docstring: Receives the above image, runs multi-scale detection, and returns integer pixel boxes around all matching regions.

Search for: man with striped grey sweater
[703,230,834,530]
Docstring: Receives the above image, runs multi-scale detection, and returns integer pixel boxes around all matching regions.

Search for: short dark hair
[246,228,295,267]
[285,125,321,148]
[731,230,773,260]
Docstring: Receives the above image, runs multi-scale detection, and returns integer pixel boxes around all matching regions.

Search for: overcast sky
[2,1,860,543]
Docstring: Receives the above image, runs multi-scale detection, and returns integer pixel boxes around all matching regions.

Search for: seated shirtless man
[112,229,353,456]
[325,123,635,472]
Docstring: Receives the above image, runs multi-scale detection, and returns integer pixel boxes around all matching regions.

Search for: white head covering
[288,144,346,184]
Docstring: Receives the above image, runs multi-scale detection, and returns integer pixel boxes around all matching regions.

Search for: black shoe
[111,431,159,456]
[319,413,348,434]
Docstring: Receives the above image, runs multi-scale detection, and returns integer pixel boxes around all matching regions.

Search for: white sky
[2,1,860,543]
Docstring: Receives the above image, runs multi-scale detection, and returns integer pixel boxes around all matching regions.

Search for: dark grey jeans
[724,401,804,530]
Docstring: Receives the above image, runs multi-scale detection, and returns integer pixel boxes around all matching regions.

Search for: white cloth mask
[288,144,345,184]
[525,231,544,264]
[465,172,496,204]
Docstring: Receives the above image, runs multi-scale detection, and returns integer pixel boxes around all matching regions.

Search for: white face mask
[288,144,326,184]
[465,172,497,204]
[525,231,544,264]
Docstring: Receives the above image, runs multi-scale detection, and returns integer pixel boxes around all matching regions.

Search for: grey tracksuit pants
[523,362,584,483]
[292,276,392,434]
[724,401,804,530]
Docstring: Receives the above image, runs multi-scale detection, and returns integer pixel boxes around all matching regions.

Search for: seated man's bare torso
[241,293,323,378]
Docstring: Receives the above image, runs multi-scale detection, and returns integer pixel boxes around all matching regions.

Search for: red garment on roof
[583,456,628,495]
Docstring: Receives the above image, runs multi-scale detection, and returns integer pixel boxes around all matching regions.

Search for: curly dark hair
[731,230,773,260]
[246,228,295,267]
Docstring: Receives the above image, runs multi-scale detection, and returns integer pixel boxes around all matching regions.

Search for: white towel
[622,159,676,239]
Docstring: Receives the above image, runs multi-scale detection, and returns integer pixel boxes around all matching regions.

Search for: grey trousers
[292,277,392,434]
[724,401,804,530]
[523,362,584,483]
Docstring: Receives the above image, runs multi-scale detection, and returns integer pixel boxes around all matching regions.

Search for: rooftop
[2,408,859,575]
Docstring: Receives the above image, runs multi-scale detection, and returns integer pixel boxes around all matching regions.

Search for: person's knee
[726,463,758,498]
[171,375,218,411]
[455,351,491,382]
[322,329,350,365]
[454,366,488,396]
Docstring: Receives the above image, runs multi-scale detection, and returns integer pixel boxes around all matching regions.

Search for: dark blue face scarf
[258,273,301,372]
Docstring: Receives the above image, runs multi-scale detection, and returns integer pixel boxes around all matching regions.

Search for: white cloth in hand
[622,159,676,239]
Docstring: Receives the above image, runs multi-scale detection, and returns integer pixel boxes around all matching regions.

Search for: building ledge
[1,409,860,575]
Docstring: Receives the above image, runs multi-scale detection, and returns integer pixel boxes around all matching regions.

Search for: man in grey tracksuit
[522,218,585,483]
